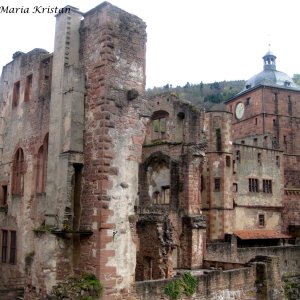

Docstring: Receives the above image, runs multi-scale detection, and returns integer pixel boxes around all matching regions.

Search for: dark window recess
[24,74,33,102]
[249,178,259,192]
[263,179,272,193]
[216,129,222,152]
[12,148,25,196]
[246,97,250,106]
[288,96,292,115]
[259,214,265,226]
[273,119,277,127]
[233,183,238,192]
[9,231,16,264]
[284,135,287,143]
[236,150,240,162]
[255,118,258,125]
[257,153,262,165]
[254,138,258,146]
[12,81,20,107]
[276,156,280,167]
[2,185,7,206]
[214,178,221,192]
[1,230,8,263]
[226,155,231,167]
[201,176,205,192]
[241,140,245,144]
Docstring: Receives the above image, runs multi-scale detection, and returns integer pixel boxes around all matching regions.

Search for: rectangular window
[255,118,258,125]
[9,231,16,264]
[24,74,33,102]
[249,178,259,192]
[12,81,20,107]
[226,155,231,167]
[214,178,221,192]
[236,150,240,162]
[246,97,250,106]
[152,117,167,140]
[257,153,261,165]
[161,186,170,204]
[254,138,258,146]
[263,179,272,193]
[1,230,8,263]
[233,183,238,192]
[259,214,265,227]
[2,185,7,206]
[276,156,280,167]
[216,129,222,152]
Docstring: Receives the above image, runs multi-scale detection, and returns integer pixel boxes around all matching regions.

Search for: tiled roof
[233,230,291,240]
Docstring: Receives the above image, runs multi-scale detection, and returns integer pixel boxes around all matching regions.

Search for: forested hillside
[146,80,245,106]
[147,74,300,107]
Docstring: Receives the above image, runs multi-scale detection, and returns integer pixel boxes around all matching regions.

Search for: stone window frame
[1,229,8,263]
[258,214,265,227]
[12,81,20,108]
[262,179,272,194]
[11,148,25,196]
[36,134,49,194]
[248,178,259,193]
[24,73,33,102]
[9,231,17,265]
[214,178,221,192]
[151,110,169,141]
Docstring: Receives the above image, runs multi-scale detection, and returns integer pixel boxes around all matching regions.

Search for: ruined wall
[202,111,233,241]
[0,49,51,290]
[79,2,147,298]
[137,95,207,276]
[233,144,283,231]
[205,244,300,278]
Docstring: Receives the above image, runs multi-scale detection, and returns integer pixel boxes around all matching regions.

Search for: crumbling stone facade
[0,2,299,300]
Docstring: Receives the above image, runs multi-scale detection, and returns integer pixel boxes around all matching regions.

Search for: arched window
[12,148,25,196]
[36,134,48,193]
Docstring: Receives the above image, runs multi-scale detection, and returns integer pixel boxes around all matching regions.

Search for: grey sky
[1,0,300,88]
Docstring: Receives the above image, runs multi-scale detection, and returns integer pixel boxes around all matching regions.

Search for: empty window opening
[226,155,231,167]
[255,118,258,125]
[236,150,240,162]
[36,134,48,193]
[284,135,287,143]
[12,148,25,196]
[273,119,277,127]
[259,214,265,227]
[254,138,258,146]
[263,179,272,193]
[276,156,280,167]
[9,231,16,265]
[12,81,20,107]
[246,97,250,106]
[233,183,238,192]
[257,153,262,165]
[151,111,168,141]
[249,178,259,192]
[216,128,222,152]
[1,230,8,263]
[241,140,245,144]
[214,178,221,192]
[24,74,33,102]
[1,185,7,206]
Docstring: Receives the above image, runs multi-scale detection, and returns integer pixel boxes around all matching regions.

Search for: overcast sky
[1,0,300,88]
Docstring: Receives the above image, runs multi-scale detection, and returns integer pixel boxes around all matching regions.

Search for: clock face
[235,102,245,119]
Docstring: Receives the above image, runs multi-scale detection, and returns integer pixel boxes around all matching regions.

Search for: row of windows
[215,178,272,193]
[248,178,272,193]
[1,230,16,264]
[0,134,48,204]
[235,150,280,167]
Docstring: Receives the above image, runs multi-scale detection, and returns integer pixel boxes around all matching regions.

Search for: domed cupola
[240,51,300,92]
[263,50,276,71]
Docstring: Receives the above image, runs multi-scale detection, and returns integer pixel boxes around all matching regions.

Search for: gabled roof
[233,230,291,240]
